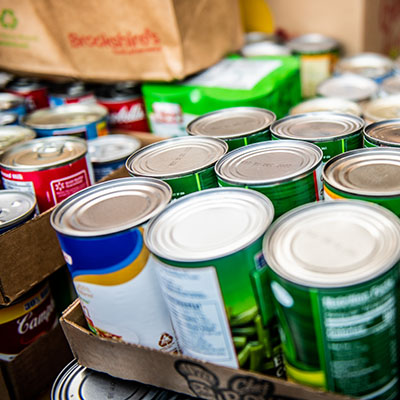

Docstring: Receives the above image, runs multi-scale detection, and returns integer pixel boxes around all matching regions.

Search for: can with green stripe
[215,140,323,218]
[270,112,364,162]
[364,119,400,148]
[126,136,227,199]
[323,147,400,217]
[145,188,284,377]
[186,107,276,151]
[263,200,400,399]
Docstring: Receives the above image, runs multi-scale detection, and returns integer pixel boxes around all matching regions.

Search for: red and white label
[51,170,89,203]
[6,88,49,111]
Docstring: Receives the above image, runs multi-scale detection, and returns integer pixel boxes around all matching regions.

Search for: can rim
[289,97,362,117]
[364,118,400,147]
[0,190,36,229]
[287,33,339,53]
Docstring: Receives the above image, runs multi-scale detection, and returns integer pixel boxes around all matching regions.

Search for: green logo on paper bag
[0,9,18,29]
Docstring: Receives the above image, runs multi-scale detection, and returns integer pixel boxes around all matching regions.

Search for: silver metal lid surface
[287,33,339,53]
[51,177,172,237]
[364,119,400,146]
[271,112,364,142]
[323,147,400,196]
[126,136,228,178]
[381,75,400,95]
[290,97,362,116]
[363,95,400,122]
[145,187,274,262]
[186,107,276,139]
[317,74,379,102]
[0,113,18,126]
[335,53,394,79]
[23,103,108,129]
[0,136,87,171]
[0,93,25,111]
[0,125,36,153]
[263,201,400,288]
[89,134,141,163]
[241,41,291,57]
[215,140,322,185]
[0,191,36,229]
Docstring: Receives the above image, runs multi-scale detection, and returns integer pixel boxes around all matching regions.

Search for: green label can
[363,119,400,148]
[145,188,284,377]
[270,112,364,162]
[263,201,400,399]
[126,136,227,199]
[215,140,323,219]
[323,147,400,217]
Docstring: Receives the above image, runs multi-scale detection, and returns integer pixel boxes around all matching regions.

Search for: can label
[93,160,125,182]
[49,94,96,108]
[0,284,57,361]
[0,104,26,118]
[224,130,271,151]
[7,88,49,111]
[363,137,378,148]
[1,155,94,213]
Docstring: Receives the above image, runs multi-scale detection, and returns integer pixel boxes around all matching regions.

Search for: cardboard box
[60,300,353,400]
[0,324,73,400]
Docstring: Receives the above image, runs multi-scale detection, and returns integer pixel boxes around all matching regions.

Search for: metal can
[22,104,109,140]
[89,134,141,182]
[145,188,284,377]
[323,147,400,216]
[0,113,18,126]
[290,97,362,117]
[0,281,57,361]
[317,73,379,103]
[48,81,96,108]
[287,33,340,98]
[362,95,400,123]
[364,119,400,148]
[187,107,276,151]
[0,136,94,213]
[0,93,26,117]
[241,41,291,57]
[215,140,323,218]
[270,112,365,162]
[0,190,36,234]
[96,82,149,132]
[6,77,49,111]
[0,126,36,156]
[335,52,394,83]
[126,136,227,199]
[263,200,400,399]
[380,75,400,96]
[51,177,177,352]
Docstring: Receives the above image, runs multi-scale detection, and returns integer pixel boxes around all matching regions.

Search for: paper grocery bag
[0,0,243,82]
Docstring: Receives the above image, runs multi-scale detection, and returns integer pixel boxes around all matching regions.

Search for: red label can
[0,136,94,213]
[6,78,49,111]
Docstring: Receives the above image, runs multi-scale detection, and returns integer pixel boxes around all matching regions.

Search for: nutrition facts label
[156,263,238,368]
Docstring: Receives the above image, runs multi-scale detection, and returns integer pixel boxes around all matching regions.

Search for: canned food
[187,107,276,151]
[270,112,364,162]
[263,200,400,399]
[0,136,94,212]
[126,136,227,199]
[0,282,57,361]
[362,95,400,123]
[245,31,277,44]
[317,73,379,103]
[145,188,284,377]
[0,72,13,89]
[51,178,177,351]
[0,113,18,126]
[335,52,394,83]
[290,97,362,117]
[364,119,400,147]
[241,41,291,57]
[287,33,340,98]
[96,82,149,132]
[0,126,36,156]
[323,147,400,216]
[89,134,141,181]
[22,104,109,140]
[0,190,36,234]
[0,93,26,117]
[215,140,323,218]
[48,81,96,108]
[6,77,49,111]
[380,75,400,96]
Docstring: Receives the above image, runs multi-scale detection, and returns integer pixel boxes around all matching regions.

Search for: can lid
[241,41,291,57]
[51,177,172,237]
[0,113,18,126]
[145,187,274,262]
[271,112,364,142]
[364,119,400,146]
[0,136,87,171]
[363,95,400,122]
[263,201,400,288]
[0,93,25,111]
[317,74,379,102]
[126,136,228,178]
[287,33,339,53]
[23,104,108,129]
[186,107,276,139]
[6,77,43,91]
[323,147,400,196]
[0,190,36,229]
[89,134,141,163]
[335,53,394,79]
[49,81,92,98]
[215,140,322,185]
[290,97,362,116]
[381,75,400,95]
[0,125,36,153]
